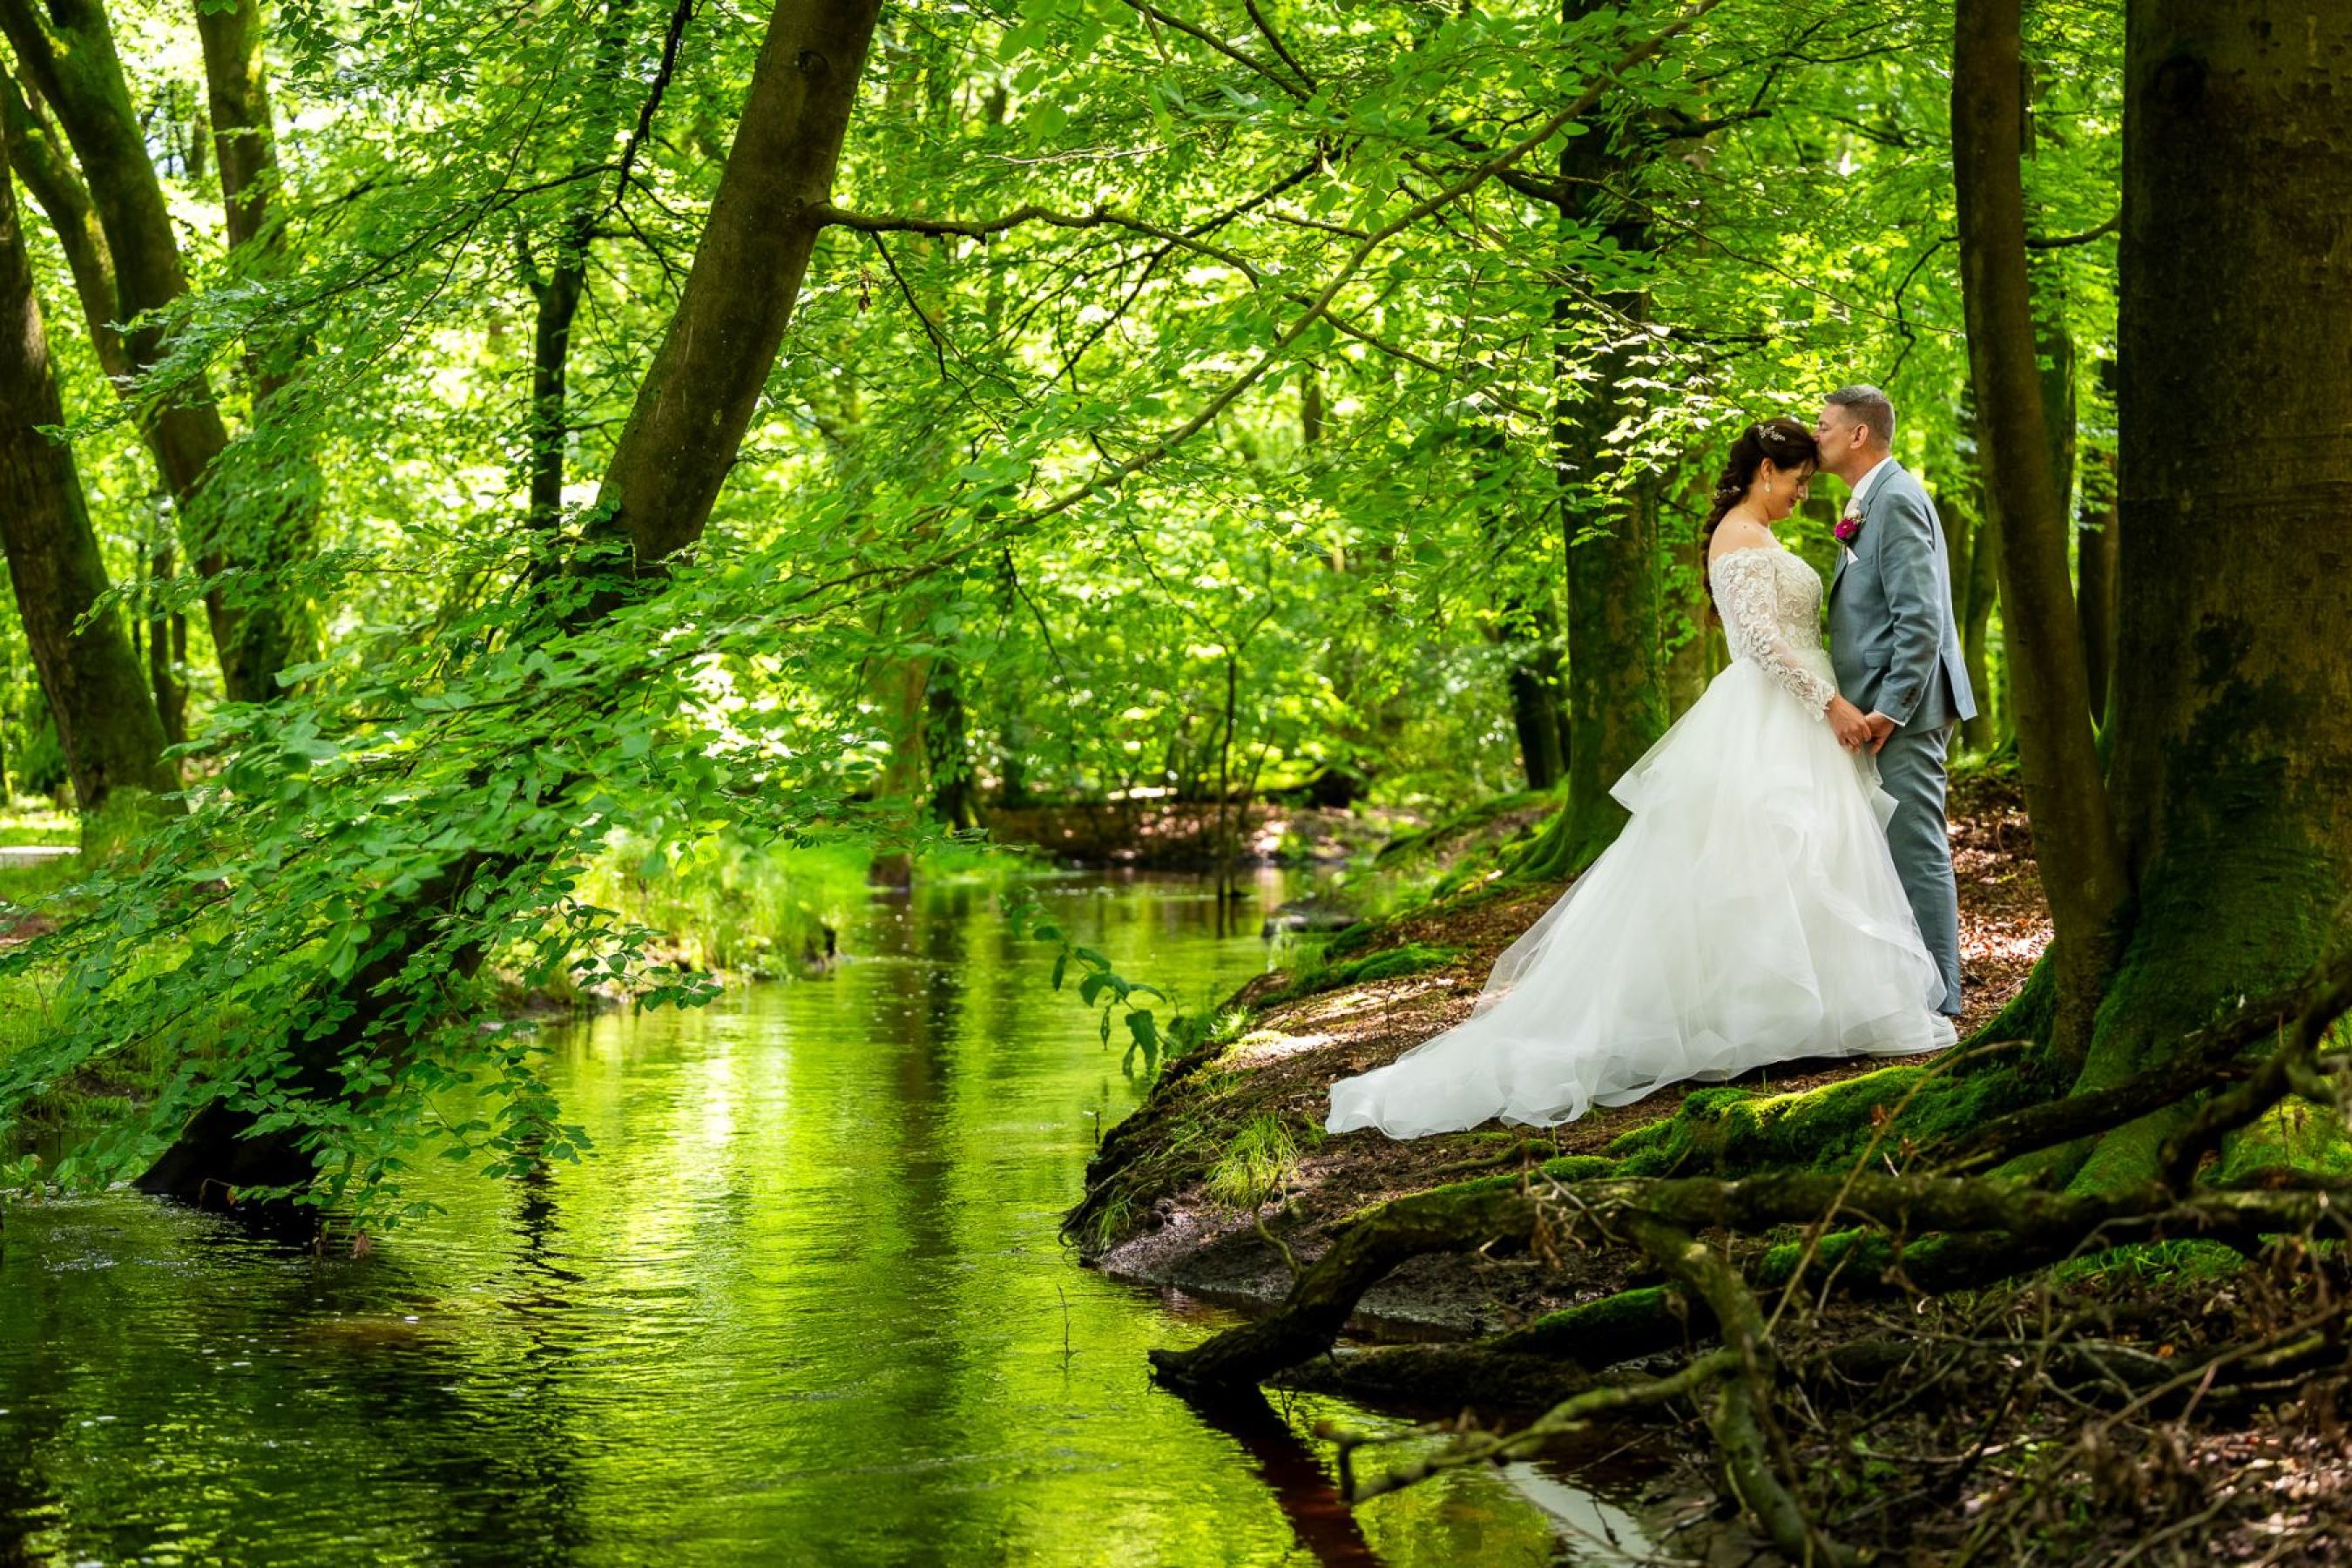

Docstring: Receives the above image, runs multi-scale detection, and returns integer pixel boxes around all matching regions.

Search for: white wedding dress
[1326,544,1957,1139]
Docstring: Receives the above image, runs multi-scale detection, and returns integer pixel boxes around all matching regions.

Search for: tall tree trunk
[1952,0,2128,1071]
[0,72,126,382]
[146,537,186,747]
[574,0,880,578]
[2064,0,2352,1188]
[0,164,176,830]
[866,640,931,889]
[2076,447,2119,731]
[139,0,886,1203]
[1515,0,1666,879]
[6,74,187,739]
[1518,313,1663,881]
[520,0,639,541]
[2031,259,2078,531]
[924,657,982,832]
[193,0,283,348]
[0,0,306,701]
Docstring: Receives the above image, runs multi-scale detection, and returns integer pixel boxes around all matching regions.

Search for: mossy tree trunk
[0,77,188,739]
[1953,0,2129,1071]
[0,162,177,829]
[1516,0,1665,881]
[2065,0,2352,1190]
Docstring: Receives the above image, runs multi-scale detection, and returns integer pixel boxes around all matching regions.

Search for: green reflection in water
[0,872,1658,1566]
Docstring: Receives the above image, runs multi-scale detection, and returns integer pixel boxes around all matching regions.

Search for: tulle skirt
[1326,654,1956,1139]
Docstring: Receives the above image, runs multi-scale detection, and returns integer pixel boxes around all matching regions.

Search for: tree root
[1319,1347,1738,1500]
[1938,953,2352,1179]
[2160,948,2352,1188]
[1145,1184,1539,1390]
[1623,1211,1859,1565]
[1147,1168,2352,1394]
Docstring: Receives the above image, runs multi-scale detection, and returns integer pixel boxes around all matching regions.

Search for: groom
[1812,387,1977,1020]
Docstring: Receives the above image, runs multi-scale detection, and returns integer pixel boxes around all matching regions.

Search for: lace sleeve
[1711,550,1836,719]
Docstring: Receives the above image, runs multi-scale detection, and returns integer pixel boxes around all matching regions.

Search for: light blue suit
[1826,460,1977,1015]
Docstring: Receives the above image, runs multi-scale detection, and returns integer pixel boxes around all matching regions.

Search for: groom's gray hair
[1827,385,1897,447]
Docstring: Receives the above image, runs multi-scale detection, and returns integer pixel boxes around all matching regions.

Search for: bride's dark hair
[1700,417,1820,618]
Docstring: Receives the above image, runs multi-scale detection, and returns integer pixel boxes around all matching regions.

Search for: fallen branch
[1320,1347,1738,1500]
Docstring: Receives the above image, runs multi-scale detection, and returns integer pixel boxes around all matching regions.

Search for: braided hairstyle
[1700,416,1820,618]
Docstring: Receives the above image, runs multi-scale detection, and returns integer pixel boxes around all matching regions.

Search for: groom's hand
[1827,695,1871,751]
[1862,712,1899,754]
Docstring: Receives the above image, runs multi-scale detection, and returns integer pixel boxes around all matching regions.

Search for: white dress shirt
[1846,454,1895,517]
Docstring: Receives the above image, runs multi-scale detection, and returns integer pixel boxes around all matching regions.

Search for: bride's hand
[1826,694,1870,751]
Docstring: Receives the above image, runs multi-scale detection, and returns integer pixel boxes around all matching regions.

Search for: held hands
[1827,694,1872,752]
[1862,712,1899,754]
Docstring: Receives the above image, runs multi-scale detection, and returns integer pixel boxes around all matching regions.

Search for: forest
[2,0,2348,1561]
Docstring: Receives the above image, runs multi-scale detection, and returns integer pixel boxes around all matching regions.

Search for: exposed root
[2160,950,2352,1188]
[1148,1150,2352,1558]
[1624,1211,1859,1566]
[1318,1347,1737,1499]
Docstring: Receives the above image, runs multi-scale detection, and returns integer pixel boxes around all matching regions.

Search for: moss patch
[1264,942,1467,1004]
[1604,1066,2040,1179]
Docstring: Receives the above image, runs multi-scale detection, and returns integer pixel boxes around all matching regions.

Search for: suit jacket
[1826,461,1977,730]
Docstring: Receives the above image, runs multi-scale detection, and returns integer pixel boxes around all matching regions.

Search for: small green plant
[1205,1112,1301,1208]
[1002,883,1197,1078]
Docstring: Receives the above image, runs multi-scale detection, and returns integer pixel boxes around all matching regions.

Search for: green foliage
[1003,882,1200,1078]
[0,0,2130,1223]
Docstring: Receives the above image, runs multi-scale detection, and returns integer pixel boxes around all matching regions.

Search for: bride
[1327,418,1956,1139]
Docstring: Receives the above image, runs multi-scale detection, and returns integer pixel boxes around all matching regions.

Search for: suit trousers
[1874,720,1963,1016]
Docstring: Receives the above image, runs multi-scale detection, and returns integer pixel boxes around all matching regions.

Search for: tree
[0,161,176,829]
[1512,0,1670,882]
[1951,0,2127,1068]
[1149,3,2352,1548]
[130,0,889,1203]
[0,0,310,702]
[2066,0,2352,1185]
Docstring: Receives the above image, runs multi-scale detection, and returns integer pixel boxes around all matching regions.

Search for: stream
[0,871,1667,1565]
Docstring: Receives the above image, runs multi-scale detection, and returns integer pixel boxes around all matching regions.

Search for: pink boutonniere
[1834,512,1862,544]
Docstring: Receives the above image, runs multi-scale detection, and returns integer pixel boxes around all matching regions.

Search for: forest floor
[1081,768,2352,1564]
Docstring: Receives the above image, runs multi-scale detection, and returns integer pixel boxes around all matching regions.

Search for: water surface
[0,872,1659,1565]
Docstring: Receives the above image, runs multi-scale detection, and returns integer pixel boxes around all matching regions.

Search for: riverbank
[1073,764,2050,1301]
[1078,769,2352,1563]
